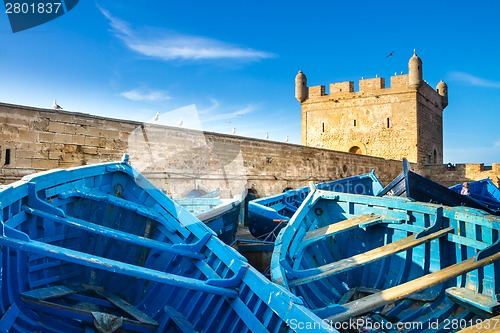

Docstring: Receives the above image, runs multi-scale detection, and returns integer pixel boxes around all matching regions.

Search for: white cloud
[120,88,170,101]
[447,71,500,89]
[98,6,275,62]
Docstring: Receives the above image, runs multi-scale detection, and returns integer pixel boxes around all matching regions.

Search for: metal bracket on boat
[172,233,211,254]
[415,207,444,239]
[476,237,500,261]
[27,182,66,217]
[206,263,249,288]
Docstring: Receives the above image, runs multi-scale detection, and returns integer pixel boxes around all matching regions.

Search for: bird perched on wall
[52,100,62,110]
[284,136,289,143]
[265,132,269,140]
[231,128,236,135]
[176,117,184,127]
[386,51,395,58]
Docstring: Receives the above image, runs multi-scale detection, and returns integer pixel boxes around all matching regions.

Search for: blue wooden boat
[379,159,499,215]
[0,155,334,333]
[247,172,384,241]
[175,193,242,245]
[449,178,500,214]
[272,187,500,332]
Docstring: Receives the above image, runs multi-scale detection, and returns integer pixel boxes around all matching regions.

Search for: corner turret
[436,79,448,108]
[408,49,423,88]
[295,70,308,103]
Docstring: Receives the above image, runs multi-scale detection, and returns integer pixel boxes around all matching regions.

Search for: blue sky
[1,0,499,165]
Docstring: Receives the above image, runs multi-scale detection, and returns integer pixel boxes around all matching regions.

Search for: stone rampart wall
[1,103,498,200]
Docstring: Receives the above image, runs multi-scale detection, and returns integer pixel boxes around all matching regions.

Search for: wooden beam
[327,251,500,322]
[290,227,453,286]
[302,214,382,246]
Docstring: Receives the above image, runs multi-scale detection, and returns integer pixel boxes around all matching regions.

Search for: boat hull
[248,172,384,241]
[449,178,500,214]
[380,159,498,215]
[0,157,333,332]
[272,189,500,332]
[175,196,242,245]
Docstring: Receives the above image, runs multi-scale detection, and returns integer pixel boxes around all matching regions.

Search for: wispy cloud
[98,6,275,62]
[447,71,500,88]
[445,138,500,165]
[201,102,256,122]
[120,88,170,101]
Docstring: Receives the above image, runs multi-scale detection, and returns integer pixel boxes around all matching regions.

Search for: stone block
[32,159,59,170]
[39,132,55,143]
[72,135,86,145]
[84,136,100,146]
[48,121,65,133]
[54,133,73,144]
[18,129,38,142]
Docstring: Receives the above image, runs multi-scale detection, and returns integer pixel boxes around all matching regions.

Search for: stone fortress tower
[296,50,448,165]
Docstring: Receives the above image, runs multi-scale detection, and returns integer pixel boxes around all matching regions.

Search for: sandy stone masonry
[0,102,498,198]
[298,51,448,166]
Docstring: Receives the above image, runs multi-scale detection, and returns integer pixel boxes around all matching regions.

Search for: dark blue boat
[175,193,242,245]
[0,155,334,332]
[449,178,500,214]
[272,187,500,332]
[247,171,384,241]
[379,159,499,215]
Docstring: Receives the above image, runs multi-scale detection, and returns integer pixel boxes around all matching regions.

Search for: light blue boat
[0,155,334,333]
[272,187,500,332]
[175,191,242,245]
[247,171,384,241]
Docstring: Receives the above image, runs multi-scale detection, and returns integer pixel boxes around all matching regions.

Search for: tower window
[349,146,362,154]
[4,149,10,165]
[353,119,357,127]
[322,122,325,133]
[434,149,437,164]
[387,118,390,128]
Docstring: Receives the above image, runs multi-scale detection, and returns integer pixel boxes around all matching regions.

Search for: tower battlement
[306,73,439,99]
[297,51,449,165]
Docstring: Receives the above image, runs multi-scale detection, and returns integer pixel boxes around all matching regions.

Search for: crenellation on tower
[297,50,449,165]
[390,74,409,90]
[358,77,385,92]
[308,85,325,97]
[329,81,354,94]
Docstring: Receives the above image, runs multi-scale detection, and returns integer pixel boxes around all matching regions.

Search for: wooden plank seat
[446,287,500,315]
[289,226,453,286]
[326,249,500,322]
[21,285,158,332]
[301,214,387,248]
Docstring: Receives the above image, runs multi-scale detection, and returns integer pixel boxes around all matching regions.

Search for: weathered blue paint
[175,193,243,245]
[0,155,334,332]
[380,158,499,215]
[248,171,384,241]
[272,188,500,332]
